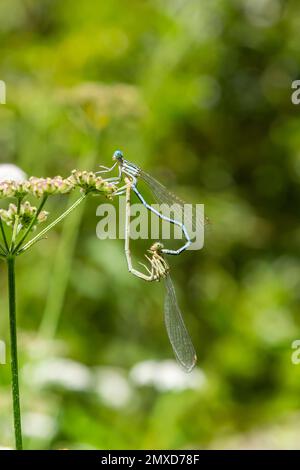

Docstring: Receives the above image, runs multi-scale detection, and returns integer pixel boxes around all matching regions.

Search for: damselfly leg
[124,178,167,281]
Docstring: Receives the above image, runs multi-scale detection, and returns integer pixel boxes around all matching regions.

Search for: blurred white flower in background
[23,356,205,412]
[24,358,93,392]
[94,367,133,409]
[130,360,206,392]
[0,164,26,182]
[243,0,281,28]
[23,412,57,440]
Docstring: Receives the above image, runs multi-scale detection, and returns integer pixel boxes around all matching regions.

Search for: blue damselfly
[98,150,201,255]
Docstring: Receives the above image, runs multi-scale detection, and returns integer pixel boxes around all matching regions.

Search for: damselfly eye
[113,150,124,161]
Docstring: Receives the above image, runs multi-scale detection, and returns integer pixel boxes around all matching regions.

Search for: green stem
[39,192,87,338]
[0,218,9,253]
[7,256,23,450]
[0,244,7,257]
[10,198,22,252]
[18,193,87,255]
[13,195,48,254]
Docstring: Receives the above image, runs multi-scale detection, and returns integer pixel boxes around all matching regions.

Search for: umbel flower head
[0,171,115,200]
[27,176,74,198]
[0,178,73,199]
[0,201,49,231]
[0,169,116,242]
[0,168,117,258]
[0,181,30,199]
[68,170,115,197]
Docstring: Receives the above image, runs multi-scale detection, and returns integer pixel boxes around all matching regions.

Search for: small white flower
[0,164,26,182]
[130,360,206,392]
[24,358,93,392]
[23,412,57,440]
[94,367,132,408]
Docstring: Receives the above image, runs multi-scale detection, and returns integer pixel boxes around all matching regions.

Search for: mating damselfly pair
[98,151,200,372]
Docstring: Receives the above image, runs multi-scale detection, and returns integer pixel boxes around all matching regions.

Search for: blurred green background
[1,0,300,450]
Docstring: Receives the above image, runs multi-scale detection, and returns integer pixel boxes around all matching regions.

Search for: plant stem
[18,193,87,255]
[7,256,23,450]
[39,192,87,338]
[39,147,99,338]
[0,218,9,253]
[10,197,22,252]
[13,195,48,254]
[0,244,7,256]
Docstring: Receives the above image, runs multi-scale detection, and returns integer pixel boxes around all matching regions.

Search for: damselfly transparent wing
[139,169,204,234]
[164,274,197,372]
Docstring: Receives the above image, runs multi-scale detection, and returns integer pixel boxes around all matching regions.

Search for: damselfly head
[113,150,124,162]
[150,241,164,253]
